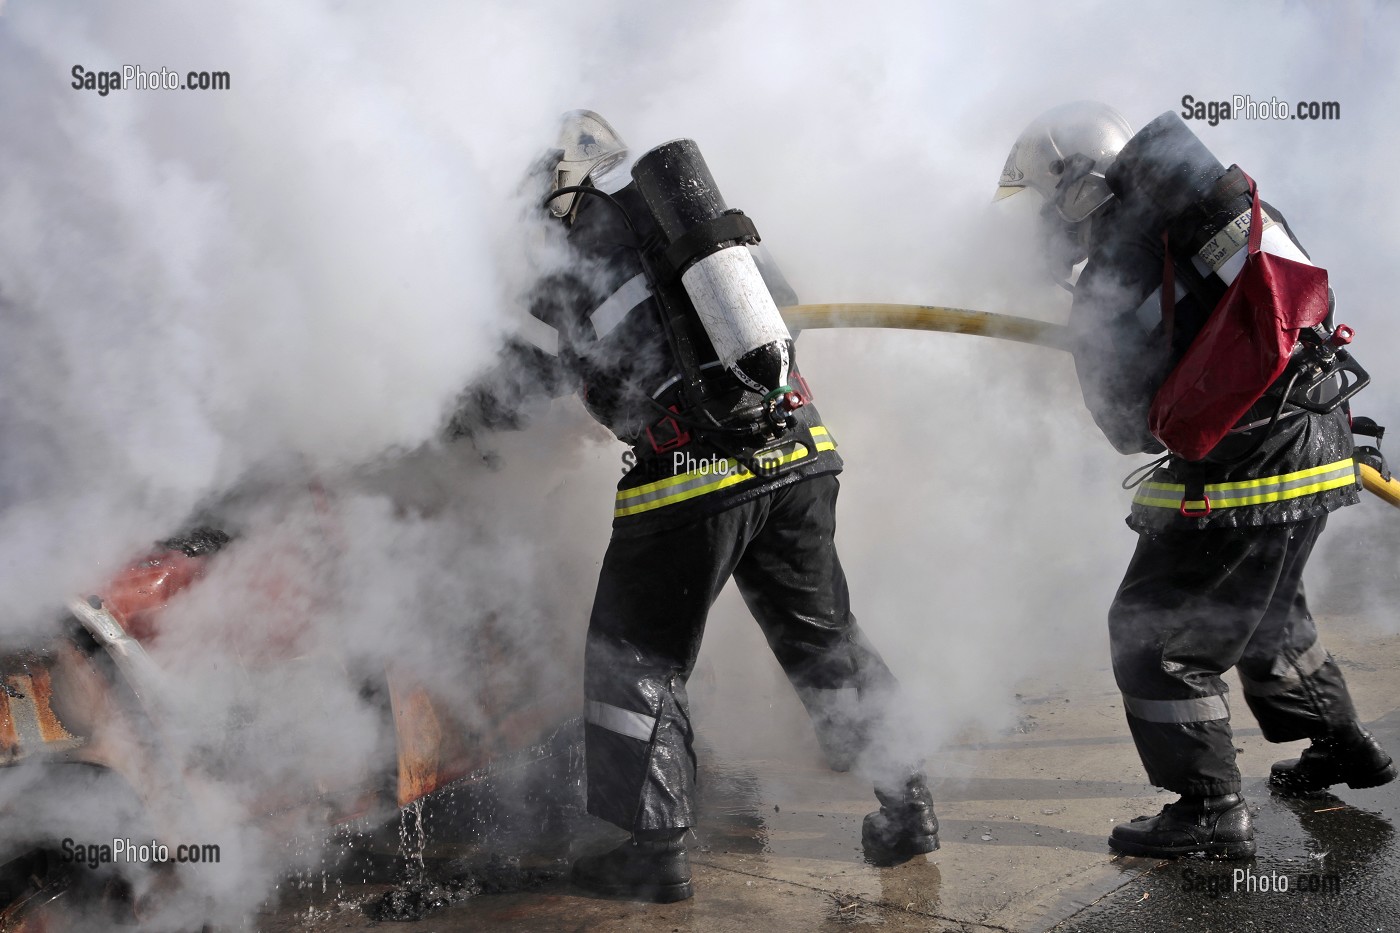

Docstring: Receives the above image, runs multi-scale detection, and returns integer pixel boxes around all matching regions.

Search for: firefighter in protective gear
[997,102,1395,859]
[448,111,938,901]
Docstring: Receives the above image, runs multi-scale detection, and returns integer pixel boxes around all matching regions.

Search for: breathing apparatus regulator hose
[778,302,1400,514]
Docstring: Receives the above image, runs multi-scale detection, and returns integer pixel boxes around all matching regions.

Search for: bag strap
[1243,170,1262,254]
[1160,230,1175,343]
[1160,169,1262,338]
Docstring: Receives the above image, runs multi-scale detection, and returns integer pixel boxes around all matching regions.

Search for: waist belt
[1132,457,1358,513]
[615,425,836,519]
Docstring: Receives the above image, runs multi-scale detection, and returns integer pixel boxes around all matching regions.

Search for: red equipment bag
[1148,171,1331,461]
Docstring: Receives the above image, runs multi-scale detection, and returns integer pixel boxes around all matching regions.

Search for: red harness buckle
[645,406,691,454]
[1180,494,1212,518]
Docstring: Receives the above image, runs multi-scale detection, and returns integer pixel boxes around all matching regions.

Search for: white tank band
[1190,207,1314,286]
[1194,207,1277,272]
[680,245,791,369]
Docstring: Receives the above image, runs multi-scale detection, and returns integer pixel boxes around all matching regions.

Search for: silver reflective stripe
[1293,639,1330,678]
[1132,280,1188,333]
[517,313,559,356]
[1237,463,1357,498]
[614,462,742,509]
[650,360,723,399]
[1134,459,1358,510]
[589,273,651,340]
[1122,692,1229,723]
[586,699,656,743]
[1239,640,1331,697]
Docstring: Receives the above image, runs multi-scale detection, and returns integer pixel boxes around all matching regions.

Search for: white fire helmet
[547,109,628,220]
[994,101,1134,224]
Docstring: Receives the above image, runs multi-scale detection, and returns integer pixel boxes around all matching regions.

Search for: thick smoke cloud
[1,0,1398,926]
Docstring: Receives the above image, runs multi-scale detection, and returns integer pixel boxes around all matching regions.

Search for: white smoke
[1,0,1398,926]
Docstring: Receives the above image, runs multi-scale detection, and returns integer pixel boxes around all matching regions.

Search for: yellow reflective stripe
[615,464,715,502]
[809,424,836,452]
[1158,458,1356,495]
[1133,458,1359,511]
[615,428,836,518]
[614,427,835,505]
[1204,473,1357,508]
[613,456,756,515]
[615,445,812,518]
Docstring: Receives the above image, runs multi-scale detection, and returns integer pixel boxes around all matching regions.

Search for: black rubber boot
[862,772,940,865]
[570,830,693,903]
[1109,794,1256,859]
[1269,724,1397,796]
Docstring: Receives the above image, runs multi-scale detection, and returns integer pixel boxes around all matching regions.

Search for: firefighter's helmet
[546,109,628,221]
[994,101,1133,224]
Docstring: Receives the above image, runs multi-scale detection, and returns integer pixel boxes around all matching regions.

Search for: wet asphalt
[1054,707,1400,933]
[253,614,1400,932]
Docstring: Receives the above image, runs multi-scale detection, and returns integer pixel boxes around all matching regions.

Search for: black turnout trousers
[1109,515,1358,796]
[582,474,903,832]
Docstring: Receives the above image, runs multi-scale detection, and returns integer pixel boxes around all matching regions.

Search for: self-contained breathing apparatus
[1150,168,1370,465]
[1098,113,1375,475]
[549,138,810,478]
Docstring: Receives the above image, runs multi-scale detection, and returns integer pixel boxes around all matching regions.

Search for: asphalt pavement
[254,611,1400,932]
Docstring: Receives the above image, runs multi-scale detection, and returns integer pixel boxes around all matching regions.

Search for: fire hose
[779,302,1400,511]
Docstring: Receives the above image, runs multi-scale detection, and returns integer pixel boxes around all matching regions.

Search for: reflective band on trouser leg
[1121,692,1230,723]
[1121,692,1241,794]
[584,692,682,830]
[1132,458,1358,513]
[1237,640,1329,698]
[586,699,657,742]
[1240,640,1358,743]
